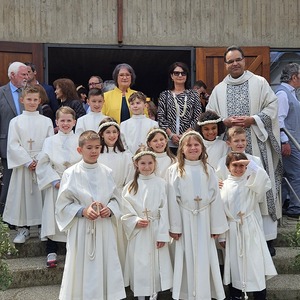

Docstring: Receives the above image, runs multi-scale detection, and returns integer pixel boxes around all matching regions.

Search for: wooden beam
[117,0,123,44]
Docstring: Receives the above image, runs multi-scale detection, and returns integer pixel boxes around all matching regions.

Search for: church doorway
[45,44,194,101]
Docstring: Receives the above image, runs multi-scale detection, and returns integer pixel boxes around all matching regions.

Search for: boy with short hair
[216,126,263,180]
[36,106,81,267]
[55,130,125,300]
[3,86,54,243]
[120,91,158,154]
[75,88,107,134]
[216,126,277,256]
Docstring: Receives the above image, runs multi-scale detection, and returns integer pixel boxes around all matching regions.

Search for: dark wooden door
[0,42,43,86]
[195,46,270,94]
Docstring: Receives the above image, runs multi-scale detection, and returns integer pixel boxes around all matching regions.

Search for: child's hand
[169,232,181,240]
[211,234,220,239]
[231,159,250,167]
[218,179,224,189]
[55,182,60,189]
[156,241,165,248]
[83,202,100,220]
[99,205,111,218]
[28,160,37,171]
[136,219,149,228]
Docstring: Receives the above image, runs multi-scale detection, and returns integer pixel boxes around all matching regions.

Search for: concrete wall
[0,0,299,48]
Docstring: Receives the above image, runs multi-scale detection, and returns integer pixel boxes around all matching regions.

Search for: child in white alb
[216,126,276,257]
[195,110,229,169]
[120,91,158,154]
[3,86,53,243]
[97,117,134,272]
[36,106,81,267]
[146,127,176,179]
[56,130,125,300]
[122,146,173,300]
[167,131,228,300]
[75,88,107,134]
[219,152,277,300]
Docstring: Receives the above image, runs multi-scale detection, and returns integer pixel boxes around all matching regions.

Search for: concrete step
[6,256,64,289]
[8,227,66,259]
[266,274,300,300]
[0,285,61,300]
[1,276,300,300]
[275,216,300,247]
[273,247,300,274]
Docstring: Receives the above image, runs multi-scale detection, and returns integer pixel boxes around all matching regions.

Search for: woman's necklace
[172,93,187,117]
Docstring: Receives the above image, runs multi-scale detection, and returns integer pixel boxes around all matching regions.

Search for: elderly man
[276,63,300,220]
[207,45,282,256]
[0,62,28,215]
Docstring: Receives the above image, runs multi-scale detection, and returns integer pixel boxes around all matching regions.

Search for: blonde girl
[122,146,172,300]
[167,131,228,300]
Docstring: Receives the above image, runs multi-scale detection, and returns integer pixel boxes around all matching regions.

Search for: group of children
[2,85,277,300]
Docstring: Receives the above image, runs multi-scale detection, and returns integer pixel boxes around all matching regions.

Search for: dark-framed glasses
[225,57,244,65]
[88,82,101,86]
[173,71,187,76]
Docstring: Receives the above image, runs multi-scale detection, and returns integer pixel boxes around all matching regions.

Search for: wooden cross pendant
[143,208,151,220]
[194,196,202,210]
[237,211,245,225]
[27,138,35,150]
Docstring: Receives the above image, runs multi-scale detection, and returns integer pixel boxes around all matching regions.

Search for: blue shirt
[9,82,21,115]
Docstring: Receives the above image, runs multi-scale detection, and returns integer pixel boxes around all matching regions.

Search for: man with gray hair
[276,63,300,220]
[0,62,28,216]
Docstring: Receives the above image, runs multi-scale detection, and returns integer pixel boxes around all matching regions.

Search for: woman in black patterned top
[157,62,202,153]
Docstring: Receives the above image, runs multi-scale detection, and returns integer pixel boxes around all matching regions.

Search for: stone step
[8,227,66,259]
[7,218,298,259]
[273,247,300,274]
[1,276,300,300]
[6,256,65,289]
[274,216,300,247]
[0,285,61,300]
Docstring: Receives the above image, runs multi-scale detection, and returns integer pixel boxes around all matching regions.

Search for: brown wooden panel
[196,46,270,93]
[0,42,43,86]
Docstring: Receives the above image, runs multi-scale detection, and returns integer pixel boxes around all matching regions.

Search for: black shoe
[267,240,276,257]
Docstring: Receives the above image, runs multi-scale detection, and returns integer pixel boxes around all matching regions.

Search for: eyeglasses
[88,82,101,86]
[225,57,244,65]
[173,71,187,76]
[118,73,131,78]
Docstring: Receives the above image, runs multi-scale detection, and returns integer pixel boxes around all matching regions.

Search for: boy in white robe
[36,107,81,267]
[167,131,228,300]
[75,88,107,135]
[120,91,158,154]
[216,126,276,256]
[3,86,54,243]
[219,152,277,300]
[56,130,125,300]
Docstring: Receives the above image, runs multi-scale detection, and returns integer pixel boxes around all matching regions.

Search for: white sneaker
[47,253,57,268]
[13,227,30,243]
